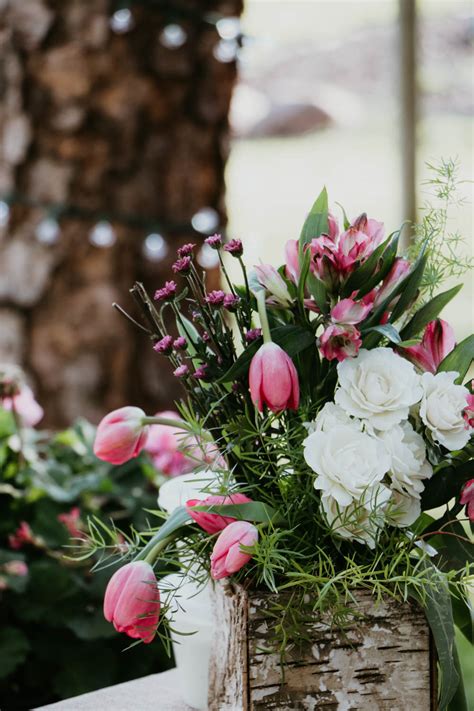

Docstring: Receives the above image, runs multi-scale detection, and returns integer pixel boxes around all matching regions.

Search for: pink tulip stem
[143,535,174,565]
[256,290,272,344]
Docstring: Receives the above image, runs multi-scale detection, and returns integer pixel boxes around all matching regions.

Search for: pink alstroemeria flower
[319,324,362,362]
[249,342,300,413]
[254,264,293,307]
[104,561,160,644]
[94,406,148,465]
[284,239,300,284]
[186,493,253,535]
[331,298,372,325]
[460,479,474,522]
[463,390,474,429]
[403,319,456,374]
[210,521,258,580]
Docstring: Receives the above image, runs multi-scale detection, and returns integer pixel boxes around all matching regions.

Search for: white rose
[303,425,391,506]
[304,402,361,435]
[386,490,421,527]
[377,421,432,498]
[335,348,423,430]
[419,371,471,451]
[321,484,391,548]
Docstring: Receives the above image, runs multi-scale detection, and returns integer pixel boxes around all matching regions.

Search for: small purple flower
[153,335,174,354]
[245,328,262,343]
[177,243,196,258]
[173,336,187,351]
[205,290,225,307]
[191,310,203,322]
[154,280,177,302]
[205,233,222,249]
[173,364,189,378]
[223,238,243,257]
[194,364,208,380]
[202,331,211,343]
[172,256,192,274]
[223,293,240,311]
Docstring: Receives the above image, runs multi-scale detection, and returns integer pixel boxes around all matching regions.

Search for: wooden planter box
[208,581,436,710]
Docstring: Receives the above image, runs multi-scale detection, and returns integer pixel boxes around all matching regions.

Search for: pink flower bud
[460,479,474,522]
[8,522,34,550]
[104,561,160,644]
[58,507,84,539]
[186,493,253,534]
[210,520,258,580]
[319,324,362,362]
[403,319,456,373]
[249,342,300,413]
[4,560,28,577]
[1,385,43,427]
[373,258,411,307]
[331,298,372,325]
[284,239,300,284]
[94,406,148,465]
[254,264,293,307]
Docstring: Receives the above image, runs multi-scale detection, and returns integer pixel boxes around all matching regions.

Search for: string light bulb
[197,243,220,269]
[89,221,116,248]
[35,216,60,245]
[191,207,220,234]
[142,232,168,262]
[159,24,187,49]
[110,8,134,33]
[0,200,10,228]
[213,39,239,63]
[216,17,241,41]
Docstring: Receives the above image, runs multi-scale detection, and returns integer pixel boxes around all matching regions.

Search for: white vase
[158,472,217,710]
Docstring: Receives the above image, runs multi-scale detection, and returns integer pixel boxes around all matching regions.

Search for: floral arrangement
[90,179,473,709]
[0,368,170,708]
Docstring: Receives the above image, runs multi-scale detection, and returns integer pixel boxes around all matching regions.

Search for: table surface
[34,669,195,711]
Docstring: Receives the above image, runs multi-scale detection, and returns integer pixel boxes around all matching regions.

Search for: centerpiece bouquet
[89,175,473,709]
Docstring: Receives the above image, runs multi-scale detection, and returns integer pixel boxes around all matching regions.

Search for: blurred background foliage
[0,412,171,710]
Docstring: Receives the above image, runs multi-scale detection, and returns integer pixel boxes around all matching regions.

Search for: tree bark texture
[209,581,436,710]
[0,0,242,427]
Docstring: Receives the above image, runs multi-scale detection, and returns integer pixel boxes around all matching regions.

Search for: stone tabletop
[35,669,195,711]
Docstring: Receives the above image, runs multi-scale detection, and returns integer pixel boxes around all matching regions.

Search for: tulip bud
[460,479,474,522]
[94,406,148,465]
[249,342,300,413]
[104,561,160,643]
[186,493,252,534]
[403,319,456,374]
[210,521,258,580]
[253,264,293,307]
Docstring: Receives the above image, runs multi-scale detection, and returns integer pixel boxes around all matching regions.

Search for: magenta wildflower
[173,364,190,378]
[172,256,192,274]
[245,328,262,343]
[153,335,174,355]
[223,239,243,257]
[205,233,222,249]
[205,290,226,307]
[173,336,187,351]
[154,281,177,302]
[194,365,208,380]
[177,243,196,257]
[223,294,240,311]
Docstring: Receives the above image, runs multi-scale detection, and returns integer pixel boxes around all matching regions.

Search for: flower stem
[256,291,272,344]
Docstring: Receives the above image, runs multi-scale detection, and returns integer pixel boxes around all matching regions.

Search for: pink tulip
[284,239,300,284]
[145,410,195,477]
[94,406,148,465]
[319,324,362,362]
[403,319,456,373]
[331,298,372,325]
[463,390,474,429]
[249,342,300,413]
[373,258,411,308]
[460,479,474,522]
[210,521,258,580]
[104,561,160,644]
[186,493,253,534]
[1,385,43,427]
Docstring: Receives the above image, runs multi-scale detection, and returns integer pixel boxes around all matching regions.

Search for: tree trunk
[0,0,242,427]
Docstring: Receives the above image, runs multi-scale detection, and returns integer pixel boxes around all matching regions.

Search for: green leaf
[363,323,401,344]
[0,409,16,439]
[437,335,474,383]
[298,187,329,257]
[421,459,473,510]
[133,505,191,562]
[412,561,461,711]
[297,248,311,306]
[218,326,315,383]
[177,316,201,358]
[0,627,30,679]
[390,251,428,324]
[400,285,463,340]
[190,501,280,524]
[306,271,328,314]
